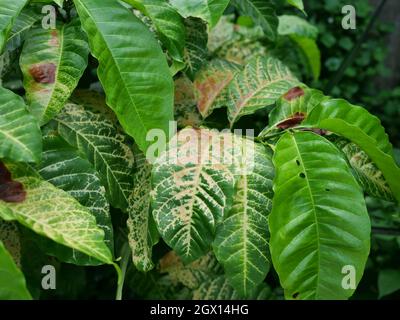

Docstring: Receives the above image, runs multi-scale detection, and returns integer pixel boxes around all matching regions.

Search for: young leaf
[152,128,235,263]
[0,163,114,265]
[127,151,157,272]
[0,86,42,163]
[125,0,186,63]
[20,21,89,125]
[169,0,230,27]
[0,240,31,299]
[73,0,174,153]
[36,131,114,265]
[213,141,274,298]
[231,0,278,41]
[55,103,135,210]
[0,0,29,51]
[303,99,400,202]
[270,131,370,299]
[194,59,241,118]
[225,56,299,126]
[332,137,395,202]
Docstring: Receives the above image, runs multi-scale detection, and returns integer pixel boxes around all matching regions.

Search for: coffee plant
[0,0,399,300]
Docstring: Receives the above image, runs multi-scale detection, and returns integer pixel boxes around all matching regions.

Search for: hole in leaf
[326,188,331,192]
[299,173,306,179]
[296,159,300,166]
[292,292,300,299]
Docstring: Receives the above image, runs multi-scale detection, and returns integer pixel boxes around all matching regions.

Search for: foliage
[0,0,399,301]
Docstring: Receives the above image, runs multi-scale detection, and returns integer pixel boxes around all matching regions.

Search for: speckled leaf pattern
[36,131,114,265]
[304,99,400,202]
[169,0,230,27]
[0,0,29,51]
[20,21,89,125]
[0,240,31,299]
[231,0,278,41]
[270,132,370,299]
[194,59,241,118]
[0,220,21,267]
[213,141,274,297]
[333,137,395,202]
[184,17,208,80]
[152,128,235,263]
[0,163,113,265]
[226,56,299,125]
[127,151,156,272]
[55,103,135,211]
[74,0,174,153]
[0,86,42,163]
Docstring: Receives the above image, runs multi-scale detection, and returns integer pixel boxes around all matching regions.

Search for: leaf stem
[115,242,131,300]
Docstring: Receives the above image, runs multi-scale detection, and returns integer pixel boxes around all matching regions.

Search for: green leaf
[184,17,208,80]
[55,103,135,211]
[213,140,274,297]
[378,269,400,298]
[6,7,41,51]
[125,0,186,63]
[0,0,29,51]
[0,163,114,265]
[303,99,400,202]
[73,0,174,153]
[152,128,235,263]
[332,137,395,202]
[194,59,241,118]
[259,86,327,137]
[225,56,299,126]
[127,150,157,272]
[286,0,305,14]
[278,15,317,39]
[0,221,21,267]
[231,0,278,41]
[0,86,42,163]
[292,36,321,80]
[270,131,370,299]
[169,0,230,27]
[35,131,114,265]
[20,21,89,125]
[0,240,31,299]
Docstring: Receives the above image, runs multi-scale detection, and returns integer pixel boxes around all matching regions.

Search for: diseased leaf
[0,240,31,299]
[20,20,89,124]
[55,103,135,211]
[332,137,395,202]
[0,86,42,163]
[214,140,274,297]
[303,99,400,202]
[0,0,29,51]
[0,220,21,267]
[194,59,241,118]
[231,0,278,41]
[169,0,230,27]
[74,0,174,153]
[0,163,113,265]
[184,17,208,80]
[152,128,235,263]
[36,131,114,265]
[270,131,370,299]
[225,56,299,126]
[127,150,157,272]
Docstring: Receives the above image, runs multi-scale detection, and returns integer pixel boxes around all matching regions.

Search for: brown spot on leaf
[49,30,59,46]
[0,162,26,203]
[29,63,56,84]
[277,112,306,129]
[283,87,305,101]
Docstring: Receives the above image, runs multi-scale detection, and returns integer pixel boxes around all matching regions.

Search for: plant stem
[115,242,131,300]
[325,0,387,94]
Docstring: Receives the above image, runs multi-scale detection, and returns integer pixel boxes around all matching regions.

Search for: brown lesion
[0,162,26,203]
[283,86,305,101]
[277,112,306,129]
[29,63,56,84]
